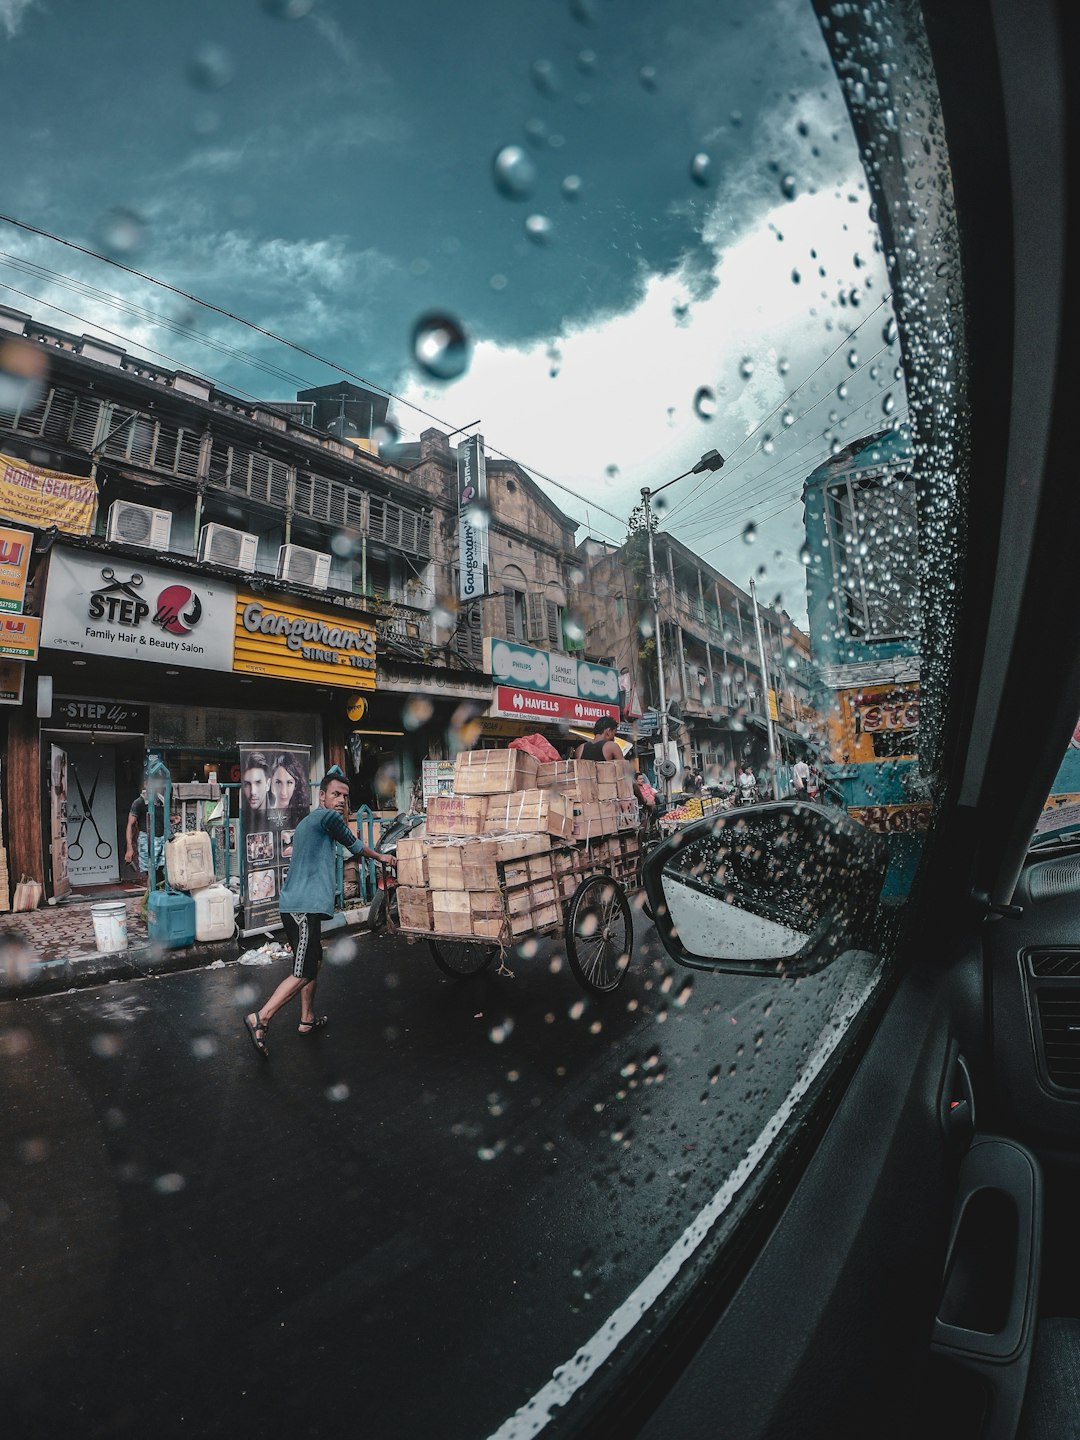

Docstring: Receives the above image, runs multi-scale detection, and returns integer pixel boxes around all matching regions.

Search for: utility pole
[748,575,780,799]
[637,449,725,807]
[641,487,672,806]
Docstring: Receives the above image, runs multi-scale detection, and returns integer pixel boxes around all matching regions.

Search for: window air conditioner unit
[198,523,259,573]
[277,543,331,590]
[106,500,172,551]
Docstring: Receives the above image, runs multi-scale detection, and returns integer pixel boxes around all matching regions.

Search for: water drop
[325,1082,350,1103]
[693,386,716,420]
[689,152,712,186]
[186,43,234,91]
[780,174,796,200]
[605,462,619,479]
[0,337,47,412]
[561,174,583,202]
[639,65,658,91]
[882,392,896,415]
[577,49,597,73]
[489,273,508,291]
[781,409,794,427]
[492,145,537,200]
[777,356,790,375]
[883,316,898,345]
[411,312,470,381]
[530,58,559,96]
[739,356,754,380]
[96,207,145,258]
[742,522,757,545]
[760,434,774,454]
[799,545,812,565]
[524,213,554,244]
[261,0,313,15]
[791,269,801,284]
[847,349,858,369]
[153,1173,187,1195]
[372,420,400,450]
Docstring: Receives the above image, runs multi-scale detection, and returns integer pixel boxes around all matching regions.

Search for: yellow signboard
[0,525,32,613]
[0,612,40,660]
[233,592,377,689]
[767,688,779,723]
[0,460,97,536]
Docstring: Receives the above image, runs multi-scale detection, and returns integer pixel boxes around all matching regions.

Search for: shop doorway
[42,732,146,893]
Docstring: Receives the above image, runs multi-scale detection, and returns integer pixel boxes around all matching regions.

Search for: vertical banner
[66,744,120,885]
[457,432,488,603]
[239,743,313,930]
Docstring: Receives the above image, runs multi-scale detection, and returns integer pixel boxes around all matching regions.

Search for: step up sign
[491,685,619,725]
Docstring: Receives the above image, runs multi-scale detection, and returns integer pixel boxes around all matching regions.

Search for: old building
[575,527,815,788]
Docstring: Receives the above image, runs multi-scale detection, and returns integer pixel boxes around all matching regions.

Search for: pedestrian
[575,717,655,814]
[792,757,811,797]
[243,765,396,1058]
[736,761,759,805]
[125,774,167,881]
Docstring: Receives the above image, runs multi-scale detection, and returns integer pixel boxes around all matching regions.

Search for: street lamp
[640,449,725,804]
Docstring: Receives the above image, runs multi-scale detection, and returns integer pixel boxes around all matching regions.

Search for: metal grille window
[823,470,919,641]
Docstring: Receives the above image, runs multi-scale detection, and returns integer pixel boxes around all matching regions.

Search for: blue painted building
[802,425,929,896]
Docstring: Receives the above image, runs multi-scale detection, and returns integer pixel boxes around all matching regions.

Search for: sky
[0,0,905,628]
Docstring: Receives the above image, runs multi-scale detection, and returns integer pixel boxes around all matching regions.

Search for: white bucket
[91,900,129,954]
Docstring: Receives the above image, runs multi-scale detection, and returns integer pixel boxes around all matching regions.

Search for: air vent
[1035,988,1080,1090]
[198,523,258,573]
[1029,951,1080,978]
[106,500,171,550]
[277,543,330,590]
[1028,861,1080,902]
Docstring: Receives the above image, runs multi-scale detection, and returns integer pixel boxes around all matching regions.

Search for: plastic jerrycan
[195,883,235,942]
[166,831,214,891]
[145,763,197,950]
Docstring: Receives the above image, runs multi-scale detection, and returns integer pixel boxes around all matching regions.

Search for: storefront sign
[42,549,236,669]
[0,612,39,659]
[490,684,620,725]
[457,433,489,603]
[857,699,920,733]
[0,658,24,704]
[234,593,377,689]
[0,525,32,613]
[52,697,149,734]
[484,637,620,703]
[0,460,97,535]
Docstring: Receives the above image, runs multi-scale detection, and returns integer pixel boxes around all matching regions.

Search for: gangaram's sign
[0,461,98,535]
[233,593,377,689]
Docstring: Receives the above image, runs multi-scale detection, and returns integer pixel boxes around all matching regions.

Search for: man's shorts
[281,913,322,981]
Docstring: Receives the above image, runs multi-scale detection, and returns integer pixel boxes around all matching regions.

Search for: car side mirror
[642,800,889,977]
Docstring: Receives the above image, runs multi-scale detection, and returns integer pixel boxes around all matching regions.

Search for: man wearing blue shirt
[244,766,395,1059]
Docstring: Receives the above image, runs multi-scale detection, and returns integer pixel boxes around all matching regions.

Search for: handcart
[391,833,643,995]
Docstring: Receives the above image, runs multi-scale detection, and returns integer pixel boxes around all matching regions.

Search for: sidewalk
[0,893,374,999]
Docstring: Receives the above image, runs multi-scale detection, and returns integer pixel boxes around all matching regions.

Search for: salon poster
[238,741,312,930]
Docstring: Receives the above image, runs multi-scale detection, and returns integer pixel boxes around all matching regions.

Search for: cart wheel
[429,939,496,978]
[566,874,633,993]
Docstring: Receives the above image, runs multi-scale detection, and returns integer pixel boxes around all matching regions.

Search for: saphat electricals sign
[234,592,377,689]
[41,547,236,670]
[483,637,620,703]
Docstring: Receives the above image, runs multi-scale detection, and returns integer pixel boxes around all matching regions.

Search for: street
[1,911,860,1440]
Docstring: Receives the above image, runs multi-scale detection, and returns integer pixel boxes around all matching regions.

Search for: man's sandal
[244,1012,270,1058]
[297,1015,328,1035]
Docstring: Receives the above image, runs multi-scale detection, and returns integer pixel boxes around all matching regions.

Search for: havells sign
[457,433,489,603]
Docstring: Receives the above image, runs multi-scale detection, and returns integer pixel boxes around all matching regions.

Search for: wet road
[0,914,858,1439]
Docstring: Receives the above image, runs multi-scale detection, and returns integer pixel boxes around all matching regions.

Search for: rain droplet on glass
[882,392,896,415]
[739,356,754,380]
[524,213,554,244]
[689,152,712,187]
[530,58,559,96]
[0,338,47,412]
[742,522,758,545]
[693,386,716,420]
[96,207,145,258]
[639,65,658,91]
[261,0,313,16]
[411,312,470,381]
[186,43,234,91]
[561,174,583,202]
[780,174,796,200]
[492,145,538,201]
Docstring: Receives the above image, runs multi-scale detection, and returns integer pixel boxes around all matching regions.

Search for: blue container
[148,889,197,950]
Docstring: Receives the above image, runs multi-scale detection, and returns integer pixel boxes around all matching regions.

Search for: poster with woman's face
[268,751,312,824]
[238,742,313,929]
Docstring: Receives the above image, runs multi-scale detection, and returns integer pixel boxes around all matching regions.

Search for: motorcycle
[364,811,426,933]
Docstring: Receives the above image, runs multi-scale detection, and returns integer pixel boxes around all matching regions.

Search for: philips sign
[457,433,489,603]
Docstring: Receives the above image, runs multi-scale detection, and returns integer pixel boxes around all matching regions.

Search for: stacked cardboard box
[398,887,434,929]
[536,759,598,802]
[482,789,572,840]
[454,748,539,794]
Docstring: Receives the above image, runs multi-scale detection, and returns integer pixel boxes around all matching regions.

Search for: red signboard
[491,685,620,725]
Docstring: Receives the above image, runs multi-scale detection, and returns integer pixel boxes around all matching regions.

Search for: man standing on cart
[243,766,395,1059]
[575,717,656,821]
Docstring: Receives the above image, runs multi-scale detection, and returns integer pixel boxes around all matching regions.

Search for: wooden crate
[454,748,539,795]
[462,833,550,890]
[570,801,603,842]
[427,795,487,837]
[483,789,572,840]
[396,837,427,889]
[397,887,434,929]
[536,759,598,802]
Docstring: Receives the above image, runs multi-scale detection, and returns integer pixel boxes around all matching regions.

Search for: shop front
[11,544,376,902]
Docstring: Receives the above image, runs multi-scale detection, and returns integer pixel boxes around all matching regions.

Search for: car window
[0,2,960,1435]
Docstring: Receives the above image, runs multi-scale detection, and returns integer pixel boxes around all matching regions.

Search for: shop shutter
[525,591,547,643]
